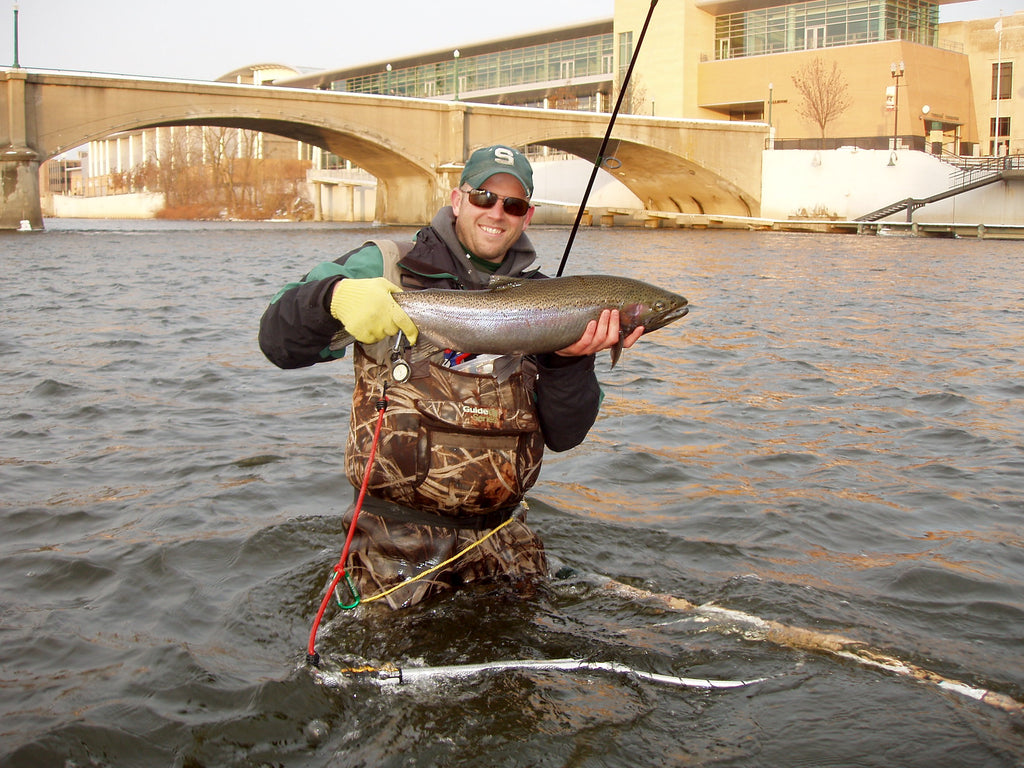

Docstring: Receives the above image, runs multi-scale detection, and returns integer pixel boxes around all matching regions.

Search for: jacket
[258,206,603,453]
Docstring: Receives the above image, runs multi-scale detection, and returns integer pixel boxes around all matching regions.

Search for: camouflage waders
[342,294,549,609]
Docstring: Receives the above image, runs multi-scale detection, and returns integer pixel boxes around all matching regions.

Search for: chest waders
[344,239,546,517]
[305,239,548,627]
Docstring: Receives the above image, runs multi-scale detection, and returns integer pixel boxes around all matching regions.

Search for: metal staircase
[855,156,1024,222]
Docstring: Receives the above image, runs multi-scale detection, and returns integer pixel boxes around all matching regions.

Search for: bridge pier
[2,69,43,231]
[1,145,42,230]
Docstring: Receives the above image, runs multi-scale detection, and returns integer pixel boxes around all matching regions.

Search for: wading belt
[356,494,519,531]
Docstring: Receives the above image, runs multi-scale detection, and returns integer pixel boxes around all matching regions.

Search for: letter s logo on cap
[494,147,515,166]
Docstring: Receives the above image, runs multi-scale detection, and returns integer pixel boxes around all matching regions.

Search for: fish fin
[409,342,442,364]
[609,339,622,368]
[491,354,523,383]
[486,275,526,291]
[329,330,355,351]
[330,329,439,362]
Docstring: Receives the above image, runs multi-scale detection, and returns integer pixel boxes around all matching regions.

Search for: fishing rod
[556,0,659,278]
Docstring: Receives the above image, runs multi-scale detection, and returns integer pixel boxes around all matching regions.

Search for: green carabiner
[334,570,361,610]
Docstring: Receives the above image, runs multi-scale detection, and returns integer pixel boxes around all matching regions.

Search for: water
[2,219,1023,767]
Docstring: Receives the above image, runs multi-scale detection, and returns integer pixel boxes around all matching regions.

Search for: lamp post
[890,61,904,152]
[994,17,1003,156]
[385,63,392,95]
[12,2,21,68]
[453,50,460,100]
[767,82,774,149]
[921,104,931,153]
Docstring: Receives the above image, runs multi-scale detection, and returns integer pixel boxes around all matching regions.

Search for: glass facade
[332,33,614,102]
[714,0,939,59]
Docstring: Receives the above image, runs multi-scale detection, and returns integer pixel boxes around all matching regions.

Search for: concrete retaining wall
[761,149,1020,225]
[44,192,165,219]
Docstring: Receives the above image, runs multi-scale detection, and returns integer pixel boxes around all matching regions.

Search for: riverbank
[38,149,1024,236]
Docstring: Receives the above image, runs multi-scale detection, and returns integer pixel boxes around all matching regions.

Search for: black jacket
[258,208,602,451]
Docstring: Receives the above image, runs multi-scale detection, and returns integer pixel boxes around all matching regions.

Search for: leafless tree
[130,125,311,219]
[615,73,648,115]
[791,57,852,148]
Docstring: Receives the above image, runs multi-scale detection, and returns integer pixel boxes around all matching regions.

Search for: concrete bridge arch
[2,69,765,229]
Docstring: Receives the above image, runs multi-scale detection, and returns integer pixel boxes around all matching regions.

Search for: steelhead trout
[330,274,689,366]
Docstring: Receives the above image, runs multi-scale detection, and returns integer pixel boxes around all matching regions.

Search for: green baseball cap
[460,145,534,197]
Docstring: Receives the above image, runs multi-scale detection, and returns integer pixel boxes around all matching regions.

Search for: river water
[2,219,1023,767]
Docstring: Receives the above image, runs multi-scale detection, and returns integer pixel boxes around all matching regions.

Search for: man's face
[451,173,535,263]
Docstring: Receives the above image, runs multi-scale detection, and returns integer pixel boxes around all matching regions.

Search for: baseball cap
[460,145,534,198]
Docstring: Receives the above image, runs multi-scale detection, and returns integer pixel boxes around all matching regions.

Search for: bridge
[1,68,767,230]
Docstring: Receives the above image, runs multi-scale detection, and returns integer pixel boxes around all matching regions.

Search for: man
[259,145,642,609]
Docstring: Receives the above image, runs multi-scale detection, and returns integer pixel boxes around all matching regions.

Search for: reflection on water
[1,220,1023,766]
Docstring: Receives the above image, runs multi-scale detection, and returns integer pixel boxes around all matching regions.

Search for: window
[714,0,938,60]
[990,116,1010,155]
[992,62,1012,100]
[618,31,634,79]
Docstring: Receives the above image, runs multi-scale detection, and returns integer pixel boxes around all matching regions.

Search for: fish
[330,274,689,366]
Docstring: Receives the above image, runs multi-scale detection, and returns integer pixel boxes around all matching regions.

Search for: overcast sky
[2,0,1020,81]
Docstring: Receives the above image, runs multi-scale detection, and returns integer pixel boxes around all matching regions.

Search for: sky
[1,0,1021,81]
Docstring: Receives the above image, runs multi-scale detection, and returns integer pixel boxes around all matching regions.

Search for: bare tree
[615,73,648,115]
[547,86,579,111]
[129,125,312,219]
[791,57,852,148]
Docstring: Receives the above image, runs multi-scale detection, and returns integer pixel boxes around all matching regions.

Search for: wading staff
[556,0,659,278]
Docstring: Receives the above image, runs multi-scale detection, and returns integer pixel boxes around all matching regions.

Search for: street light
[767,82,774,149]
[890,61,905,152]
[385,63,392,95]
[921,104,931,153]
[12,2,21,68]
[453,50,460,100]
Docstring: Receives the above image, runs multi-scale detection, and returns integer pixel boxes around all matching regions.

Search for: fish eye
[653,300,665,311]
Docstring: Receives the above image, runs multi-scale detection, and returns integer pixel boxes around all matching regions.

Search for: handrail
[949,155,1024,188]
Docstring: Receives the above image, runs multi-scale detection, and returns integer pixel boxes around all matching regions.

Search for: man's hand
[555,309,643,357]
[329,277,419,345]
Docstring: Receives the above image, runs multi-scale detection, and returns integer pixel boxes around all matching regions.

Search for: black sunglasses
[464,188,532,217]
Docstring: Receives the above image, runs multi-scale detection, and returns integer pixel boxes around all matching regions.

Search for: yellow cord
[361,514,517,604]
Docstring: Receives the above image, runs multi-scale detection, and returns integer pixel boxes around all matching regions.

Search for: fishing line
[358,514,517,606]
[556,0,659,278]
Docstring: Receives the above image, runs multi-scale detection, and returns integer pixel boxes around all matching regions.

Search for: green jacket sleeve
[258,243,385,369]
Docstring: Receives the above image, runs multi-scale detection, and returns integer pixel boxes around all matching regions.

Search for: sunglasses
[464,188,532,217]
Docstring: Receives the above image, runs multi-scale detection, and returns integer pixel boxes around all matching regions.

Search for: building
[49,0,1020,223]
[272,0,1019,160]
[942,14,1022,156]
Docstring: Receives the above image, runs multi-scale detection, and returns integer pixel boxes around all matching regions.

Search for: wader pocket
[347,359,544,516]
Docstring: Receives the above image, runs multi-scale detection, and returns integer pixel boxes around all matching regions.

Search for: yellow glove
[329,277,419,345]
